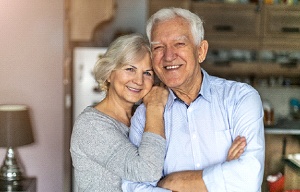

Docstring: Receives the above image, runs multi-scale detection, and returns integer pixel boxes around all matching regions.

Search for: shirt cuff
[202,164,226,191]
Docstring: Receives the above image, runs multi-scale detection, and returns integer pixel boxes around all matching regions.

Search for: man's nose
[164,46,176,61]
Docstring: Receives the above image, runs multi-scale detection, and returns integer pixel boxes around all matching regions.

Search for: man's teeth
[165,65,180,70]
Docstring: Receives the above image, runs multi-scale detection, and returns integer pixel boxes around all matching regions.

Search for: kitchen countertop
[284,155,300,173]
[264,119,300,135]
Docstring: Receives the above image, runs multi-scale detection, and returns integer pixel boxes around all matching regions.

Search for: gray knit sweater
[70,107,166,192]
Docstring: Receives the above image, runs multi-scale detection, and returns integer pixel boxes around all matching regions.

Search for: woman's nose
[133,73,143,85]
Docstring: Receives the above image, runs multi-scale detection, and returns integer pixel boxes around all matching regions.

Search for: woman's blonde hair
[93,33,151,91]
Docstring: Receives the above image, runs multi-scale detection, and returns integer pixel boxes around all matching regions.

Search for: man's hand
[157,137,246,191]
[157,170,208,192]
[227,136,246,161]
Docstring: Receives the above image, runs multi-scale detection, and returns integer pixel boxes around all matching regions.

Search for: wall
[113,0,147,34]
[257,87,300,119]
[0,1,64,192]
[95,0,148,46]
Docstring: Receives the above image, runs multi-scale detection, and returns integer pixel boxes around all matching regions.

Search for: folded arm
[157,136,247,192]
[122,135,247,191]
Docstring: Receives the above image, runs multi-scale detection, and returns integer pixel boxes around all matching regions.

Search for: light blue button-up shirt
[122,69,265,192]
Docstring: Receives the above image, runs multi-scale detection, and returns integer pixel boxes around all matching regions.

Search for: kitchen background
[71,0,300,191]
[0,0,299,192]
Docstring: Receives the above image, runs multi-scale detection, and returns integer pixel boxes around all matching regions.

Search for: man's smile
[164,65,181,70]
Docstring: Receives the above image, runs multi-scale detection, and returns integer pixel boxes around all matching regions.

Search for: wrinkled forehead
[150,35,188,45]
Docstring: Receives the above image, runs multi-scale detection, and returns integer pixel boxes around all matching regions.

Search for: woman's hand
[143,83,169,138]
[143,83,169,109]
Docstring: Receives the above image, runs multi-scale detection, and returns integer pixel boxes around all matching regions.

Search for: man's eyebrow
[174,35,188,41]
[150,36,188,45]
[150,41,161,45]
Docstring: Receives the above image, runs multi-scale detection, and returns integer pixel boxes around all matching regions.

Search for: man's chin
[164,81,182,89]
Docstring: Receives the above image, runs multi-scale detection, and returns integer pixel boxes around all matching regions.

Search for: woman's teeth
[128,87,140,92]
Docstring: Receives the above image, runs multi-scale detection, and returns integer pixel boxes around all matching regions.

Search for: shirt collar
[166,89,177,110]
[165,68,212,109]
[200,69,212,103]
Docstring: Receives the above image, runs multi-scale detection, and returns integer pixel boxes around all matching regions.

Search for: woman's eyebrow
[124,64,137,69]
[127,65,153,72]
[145,68,154,72]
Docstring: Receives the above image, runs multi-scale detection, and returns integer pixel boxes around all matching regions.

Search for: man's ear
[198,40,209,63]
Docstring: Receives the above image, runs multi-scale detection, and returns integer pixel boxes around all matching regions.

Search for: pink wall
[0,1,64,191]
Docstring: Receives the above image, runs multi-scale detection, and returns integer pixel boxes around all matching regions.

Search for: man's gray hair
[146,7,204,46]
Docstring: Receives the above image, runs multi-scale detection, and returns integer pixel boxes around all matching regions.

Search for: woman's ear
[198,40,209,63]
[106,76,111,83]
[107,72,112,83]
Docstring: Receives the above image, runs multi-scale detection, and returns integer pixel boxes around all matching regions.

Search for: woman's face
[108,52,154,105]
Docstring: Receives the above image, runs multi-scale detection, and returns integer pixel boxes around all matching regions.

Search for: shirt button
[192,134,197,139]
[196,163,200,168]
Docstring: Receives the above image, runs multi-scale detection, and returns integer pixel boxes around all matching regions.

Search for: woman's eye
[144,71,153,76]
[125,68,135,72]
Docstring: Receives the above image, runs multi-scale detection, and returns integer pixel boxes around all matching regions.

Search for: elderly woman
[70,34,169,192]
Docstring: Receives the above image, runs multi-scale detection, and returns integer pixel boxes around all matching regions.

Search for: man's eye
[153,46,163,51]
[176,42,185,47]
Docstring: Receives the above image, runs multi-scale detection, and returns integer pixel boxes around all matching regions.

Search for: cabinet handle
[281,27,300,33]
[214,25,233,32]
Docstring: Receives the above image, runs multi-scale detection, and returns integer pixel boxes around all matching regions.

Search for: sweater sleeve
[71,110,166,182]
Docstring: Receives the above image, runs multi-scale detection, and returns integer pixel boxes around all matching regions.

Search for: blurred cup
[263,99,275,126]
[267,172,285,192]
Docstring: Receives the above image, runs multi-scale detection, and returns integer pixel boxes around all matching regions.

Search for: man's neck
[172,72,203,105]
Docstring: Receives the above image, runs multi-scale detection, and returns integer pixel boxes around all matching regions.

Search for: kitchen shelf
[202,62,300,78]
[265,128,300,135]
[264,119,300,135]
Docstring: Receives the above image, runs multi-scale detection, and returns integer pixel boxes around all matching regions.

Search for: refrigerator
[72,47,107,191]
[73,47,107,120]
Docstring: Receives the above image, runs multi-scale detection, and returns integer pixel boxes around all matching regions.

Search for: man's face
[150,17,203,90]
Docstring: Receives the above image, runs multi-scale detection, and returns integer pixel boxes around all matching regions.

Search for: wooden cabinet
[262,5,300,50]
[148,0,190,17]
[190,3,300,51]
[68,0,116,42]
[191,2,261,50]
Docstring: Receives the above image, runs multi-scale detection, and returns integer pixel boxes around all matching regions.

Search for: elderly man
[123,7,265,192]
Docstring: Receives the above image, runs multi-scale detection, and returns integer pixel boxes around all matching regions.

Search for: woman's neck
[95,97,133,126]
